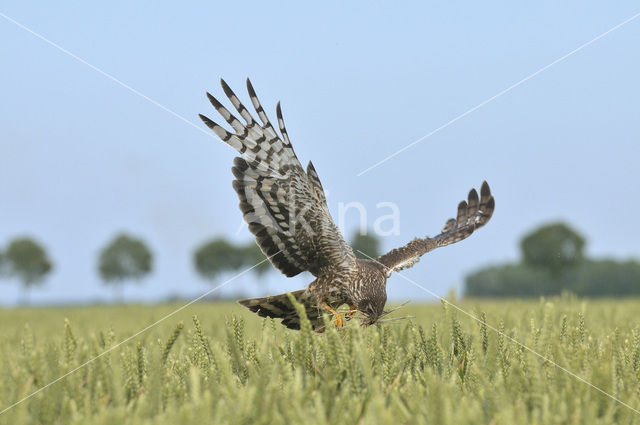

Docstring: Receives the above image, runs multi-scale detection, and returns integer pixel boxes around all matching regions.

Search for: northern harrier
[199,79,495,331]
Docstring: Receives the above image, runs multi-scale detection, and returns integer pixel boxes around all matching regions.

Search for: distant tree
[0,249,6,277]
[194,238,272,279]
[465,264,558,297]
[466,258,640,298]
[569,259,640,296]
[98,234,152,301]
[464,221,640,298]
[194,238,273,297]
[5,237,53,304]
[351,231,381,259]
[194,238,246,282]
[520,222,585,276]
[241,243,271,276]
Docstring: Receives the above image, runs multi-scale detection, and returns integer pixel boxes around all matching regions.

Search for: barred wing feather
[199,78,356,277]
[376,182,495,275]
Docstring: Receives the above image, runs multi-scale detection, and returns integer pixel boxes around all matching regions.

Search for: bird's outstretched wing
[199,78,356,278]
[376,182,495,275]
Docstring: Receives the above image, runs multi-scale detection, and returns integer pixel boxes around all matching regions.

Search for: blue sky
[1,2,639,305]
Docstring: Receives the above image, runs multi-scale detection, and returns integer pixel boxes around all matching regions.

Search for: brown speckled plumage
[199,79,495,331]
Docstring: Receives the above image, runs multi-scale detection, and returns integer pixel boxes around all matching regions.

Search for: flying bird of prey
[199,79,495,332]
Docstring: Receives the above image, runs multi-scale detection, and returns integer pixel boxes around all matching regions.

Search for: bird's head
[350,259,389,325]
[356,293,387,325]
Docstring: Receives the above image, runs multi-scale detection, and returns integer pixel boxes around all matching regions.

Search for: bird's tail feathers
[238,290,323,331]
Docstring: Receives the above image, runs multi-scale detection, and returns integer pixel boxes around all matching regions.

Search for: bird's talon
[345,304,357,321]
[323,304,344,328]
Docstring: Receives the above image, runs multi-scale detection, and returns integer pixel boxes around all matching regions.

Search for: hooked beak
[361,315,378,326]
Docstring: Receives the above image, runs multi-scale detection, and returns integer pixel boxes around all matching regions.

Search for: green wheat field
[1,296,639,424]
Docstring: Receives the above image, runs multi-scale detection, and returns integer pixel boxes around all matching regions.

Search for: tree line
[0,231,381,304]
[465,222,640,297]
[3,222,637,303]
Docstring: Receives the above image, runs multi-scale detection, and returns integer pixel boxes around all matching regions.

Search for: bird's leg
[345,304,357,321]
[322,304,344,328]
